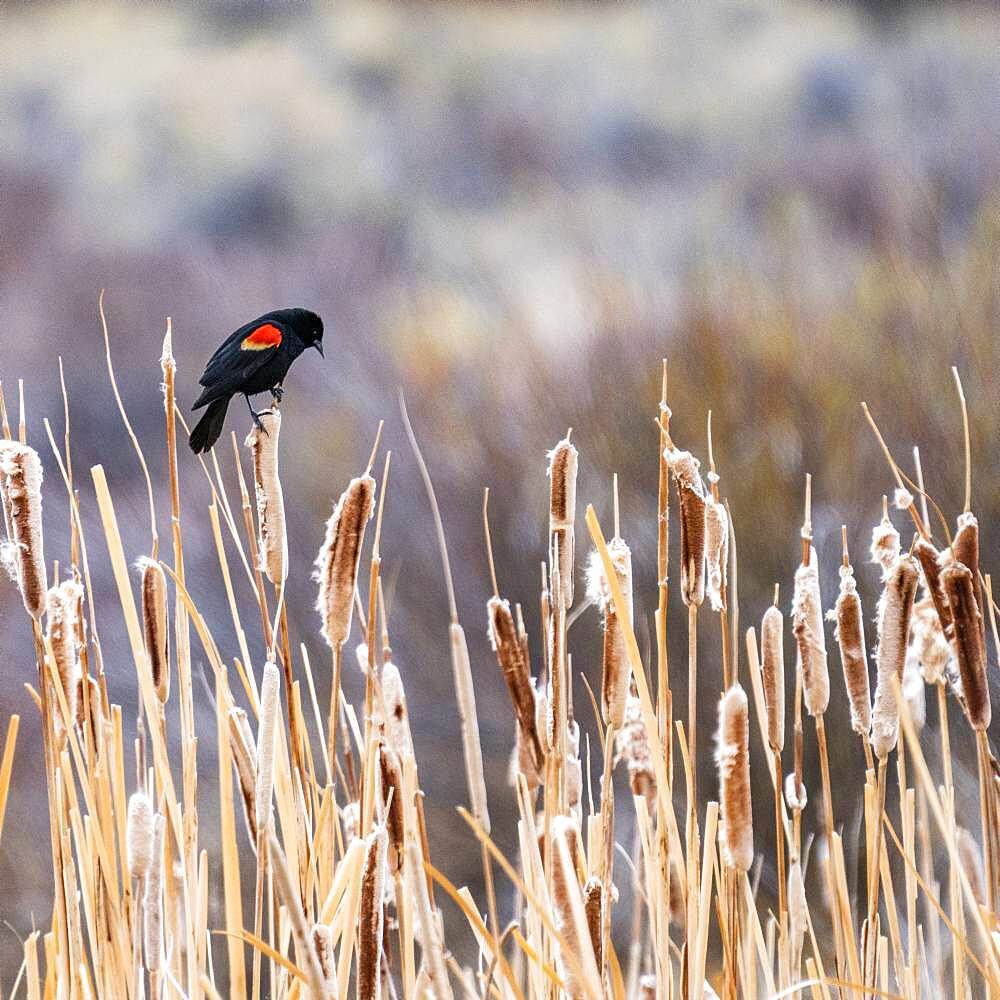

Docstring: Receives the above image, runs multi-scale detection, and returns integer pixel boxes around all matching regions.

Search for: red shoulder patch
[241,323,282,351]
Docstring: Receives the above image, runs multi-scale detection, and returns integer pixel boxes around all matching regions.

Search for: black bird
[188,308,324,453]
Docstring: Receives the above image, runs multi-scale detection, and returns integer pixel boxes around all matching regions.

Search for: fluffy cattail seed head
[870,510,900,581]
[910,596,952,685]
[380,660,413,758]
[784,771,807,811]
[793,547,829,717]
[312,923,335,988]
[315,474,376,649]
[942,562,990,730]
[246,409,288,585]
[615,694,656,806]
[665,446,706,607]
[488,596,543,770]
[143,812,165,972]
[830,564,870,736]
[871,556,919,758]
[717,684,753,872]
[255,661,281,832]
[45,579,82,724]
[586,538,634,728]
[138,558,170,703]
[0,442,47,619]
[705,497,729,613]
[761,605,785,752]
[126,791,154,879]
[548,435,578,610]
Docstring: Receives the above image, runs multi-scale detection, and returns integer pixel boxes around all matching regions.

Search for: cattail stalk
[138,559,170,704]
[246,409,287,585]
[548,433,578,610]
[0,442,47,619]
[717,685,753,872]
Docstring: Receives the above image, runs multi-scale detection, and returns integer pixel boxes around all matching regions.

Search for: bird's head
[293,309,325,357]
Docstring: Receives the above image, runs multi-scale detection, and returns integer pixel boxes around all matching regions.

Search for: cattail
[583,876,604,974]
[566,719,583,821]
[761,605,785,753]
[126,791,154,879]
[871,556,919,759]
[75,672,101,744]
[830,563,870,736]
[312,923,335,991]
[255,661,280,833]
[548,434,578,609]
[586,539,634,728]
[45,579,81,723]
[870,509,900,581]
[914,538,951,637]
[615,694,655,807]
[784,771,807,811]
[705,496,729,612]
[488,596,543,769]
[953,512,982,603]
[956,827,986,906]
[315,474,376,648]
[910,596,953,685]
[143,812,165,972]
[380,660,413,758]
[379,743,405,875]
[550,815,600,999]
[793,547,828,717]
[510,720,543,793]
[342,801,360,843]
[228,707,258,845]
[449,622,490,832]
[138,558,170,703]
[358,825,389,1000]
[716,685,753,872]
[246,409,288,585]
[788,858,807,972]
[664,446,706,607]
[0,442,47,619]
[942,563,990,730]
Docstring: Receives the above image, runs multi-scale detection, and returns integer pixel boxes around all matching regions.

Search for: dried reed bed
[1,347,999,1000]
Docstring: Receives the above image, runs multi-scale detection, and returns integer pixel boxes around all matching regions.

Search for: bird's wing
[193,319,285,406]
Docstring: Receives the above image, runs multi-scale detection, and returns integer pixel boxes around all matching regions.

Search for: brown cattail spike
[664,445,706,607]
[246,408,288,585]
[358,825,389,1000]
[488,596,544,770]
[138,558,170,704]
[761,604,785,753]
[793,547,829,717]
[315,474,376,649]
[0,441,47,619]
[379,743,405,875]
[548,433,578,610]
[45,579,81,725]
[914,538,952,636]
[586,537,633,728]
[705,494,729,613]
[717,684,753,872]
[871,556,919,758]
[831,561,870,736]
[942,562,990,730]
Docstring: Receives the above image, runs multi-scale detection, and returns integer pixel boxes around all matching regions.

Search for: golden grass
[0,344,998,1000]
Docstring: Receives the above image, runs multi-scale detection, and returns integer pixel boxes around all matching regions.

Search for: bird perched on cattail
[188,308,324,453]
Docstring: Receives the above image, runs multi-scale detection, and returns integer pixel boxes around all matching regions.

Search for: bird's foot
[271,385,284,404]
[245,396,268,434]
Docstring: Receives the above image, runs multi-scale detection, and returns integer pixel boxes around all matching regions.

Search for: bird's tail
[188,397,230,454]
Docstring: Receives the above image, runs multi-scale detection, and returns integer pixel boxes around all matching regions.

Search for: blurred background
[2,0,1000,981]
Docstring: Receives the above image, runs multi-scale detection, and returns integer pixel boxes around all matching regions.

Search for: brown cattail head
[143,812,165,973]
[942,562,990,730]
[312,924,335,988]
[550,815,600,999]
[45,578,82,724]
[488,596,543,770]
[871,556,919,758]
[358,825,389,1000]
[379,743,405,875]
[228,707,258,847]
[664,446,706,607]
[0,441,47,619]
[716,684,753,872]
[75,672,102,745]
[615,694,656,807]
[246,409,288,585]
[830,563,870,736]
[793,547,829,717]
[126,790,154,879]
[548,434,578,610]
[586,539,634,728]
[953,511,987,647]
[583,876,604,975]
[705,496,729,613]
[870,510,900,581]
[761,605,785,752]
[137,558,170,704]
[315,474,376,649]
[914,538,952,637]
[255,660,281,832]
[510,717,544,793]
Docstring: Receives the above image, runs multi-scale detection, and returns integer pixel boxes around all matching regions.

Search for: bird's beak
[314,341,324,358]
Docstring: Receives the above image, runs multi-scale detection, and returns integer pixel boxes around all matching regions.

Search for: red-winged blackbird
[188,308,324,453]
